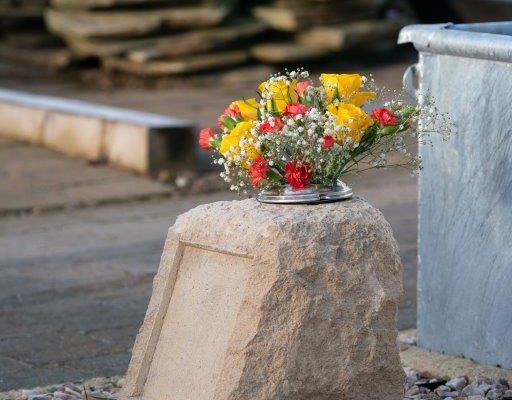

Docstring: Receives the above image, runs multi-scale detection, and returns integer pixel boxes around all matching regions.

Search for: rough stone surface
[122,198,404,400]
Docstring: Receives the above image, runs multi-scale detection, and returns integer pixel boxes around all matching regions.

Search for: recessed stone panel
[143,245,250,400]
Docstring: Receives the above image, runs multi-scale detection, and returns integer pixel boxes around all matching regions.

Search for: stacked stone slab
[37,0,416,75]
[121,198,404,400]
[44,0,269,77]
[251,0,414,63]
[0,0,73,69]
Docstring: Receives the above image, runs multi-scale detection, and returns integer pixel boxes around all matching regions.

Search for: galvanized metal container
[399,22,512,368]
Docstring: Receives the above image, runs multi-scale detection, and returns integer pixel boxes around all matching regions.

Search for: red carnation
[259,117,284,134]
[217,104,241,128]
[285,161,312,189]
[297,80,312,97]
[322,135,334,149]
[283,103,309,117]
[198,127,215,150]
[249,156,268,188]
[371,107,398,127]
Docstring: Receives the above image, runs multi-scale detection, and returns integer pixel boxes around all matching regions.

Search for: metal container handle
[403,63,420,100]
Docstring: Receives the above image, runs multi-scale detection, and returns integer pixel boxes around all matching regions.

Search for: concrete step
[0,88,195,174]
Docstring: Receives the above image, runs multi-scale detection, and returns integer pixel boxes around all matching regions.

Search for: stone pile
[1,0,416,77]
[250,0,413,63]
[0,0,72,69]
[404,368,512,400]
[44,0,267,77]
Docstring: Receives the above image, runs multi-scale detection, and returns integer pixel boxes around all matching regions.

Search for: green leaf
[271,98,278,114]
[210,136,222,150]
[400,105,418,119]
[333,87,340,101]
[221,116,237,130]
[382,126,398,136]
[267,167,282,183]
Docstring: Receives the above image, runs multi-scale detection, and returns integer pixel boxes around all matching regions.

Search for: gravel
[404,368,512,400]
[1,369,511,400]
[0,377,124,400]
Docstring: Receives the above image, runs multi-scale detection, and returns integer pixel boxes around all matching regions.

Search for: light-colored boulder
[122,198,404,400]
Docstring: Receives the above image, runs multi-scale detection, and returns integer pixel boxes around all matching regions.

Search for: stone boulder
[121,198,404,400]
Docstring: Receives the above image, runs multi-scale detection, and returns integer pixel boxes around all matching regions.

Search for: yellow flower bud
[321,73,375,106]
[220,121,260,168]
[326,103,374,143]
[258,79,298,113]
[230,98,259,122]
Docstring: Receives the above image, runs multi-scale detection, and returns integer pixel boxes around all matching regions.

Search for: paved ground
[0,140,172,216]
[0,56,418,390]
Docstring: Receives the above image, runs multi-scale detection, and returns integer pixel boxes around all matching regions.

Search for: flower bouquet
[199,69,450,204]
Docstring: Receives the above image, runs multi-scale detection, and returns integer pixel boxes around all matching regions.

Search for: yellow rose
[258,79,298,113]
[220,121,260,168]
[326,103,374,143]
[230,98,259,121]
[321,73,375,106]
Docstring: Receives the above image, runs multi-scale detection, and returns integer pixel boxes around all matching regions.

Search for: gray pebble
[446,376,467,391]
[405,385,420,396]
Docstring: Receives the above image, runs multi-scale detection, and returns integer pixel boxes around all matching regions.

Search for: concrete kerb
[0,88,195,174]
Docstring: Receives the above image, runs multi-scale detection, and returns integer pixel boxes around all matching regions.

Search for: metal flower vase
[256,179,353,204]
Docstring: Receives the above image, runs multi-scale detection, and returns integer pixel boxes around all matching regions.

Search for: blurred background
[0,0,510,393]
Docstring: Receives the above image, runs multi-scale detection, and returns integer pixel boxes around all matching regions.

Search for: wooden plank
[62,35,159,58]
[51,0,168,8]
[45,8,160,38]
[274,0,383,8]
[127,22,267,62]
[45,5,229,39]
[0,4,44,22]
[0,44,74,70]
[252,4,377,32]
[51,0,199,9]
[3,31,63,49]
[60,21,265,59]
[103,51,250,76]
[251,42,330,63]
[297,18,414,51]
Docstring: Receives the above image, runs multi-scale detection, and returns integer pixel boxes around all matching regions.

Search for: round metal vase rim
[256,180,353,204]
